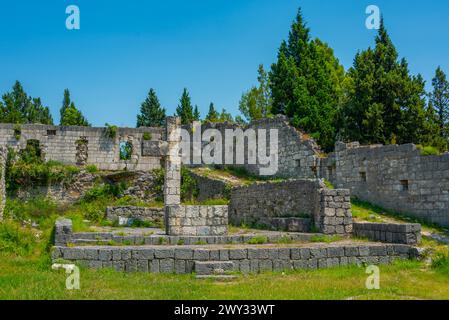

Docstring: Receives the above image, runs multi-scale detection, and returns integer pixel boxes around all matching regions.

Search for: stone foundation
[166,205,228,236]
[52,242,419,274]
[353,222,421,245]
[315,189,353,235]
[106,206,164,225]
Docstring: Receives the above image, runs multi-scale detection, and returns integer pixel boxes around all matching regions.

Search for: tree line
[1,8,448,152]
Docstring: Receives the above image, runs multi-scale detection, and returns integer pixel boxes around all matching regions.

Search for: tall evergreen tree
[175,88,194,125]
[269,8,345,151]
[59,89,90,126]
[429,67,449,142]
[193,105,201,121]
[239,64,272,122]
[205,102,219,122]
[0,81,53,124]
[341,19,430,146]
[136,89,166,127]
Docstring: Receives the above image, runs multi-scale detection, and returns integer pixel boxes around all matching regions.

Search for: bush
[432,249,449,275]
[181,167,198,202]
[142,132,152,141]
[86,165,98,173]
[247,236,268,244]
[104,123,118,139]
[419,146,440,156]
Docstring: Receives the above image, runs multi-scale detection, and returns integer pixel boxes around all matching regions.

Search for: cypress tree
[136,89,166,127]
[175,88,194,125]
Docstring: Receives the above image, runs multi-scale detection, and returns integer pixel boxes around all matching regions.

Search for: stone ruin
[0,116,432,275]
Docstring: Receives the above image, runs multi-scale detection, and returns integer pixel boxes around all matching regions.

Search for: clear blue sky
[1,0,448,127]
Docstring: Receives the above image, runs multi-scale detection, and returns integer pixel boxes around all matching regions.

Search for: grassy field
[1,196,449,300]
[1,254,449,300]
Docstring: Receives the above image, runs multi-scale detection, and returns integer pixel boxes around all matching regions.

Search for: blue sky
[0,0,448,127]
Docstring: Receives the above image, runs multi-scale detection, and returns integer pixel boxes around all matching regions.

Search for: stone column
[164,117,181,206]
[164,117,182,235]
[0,146,6,221]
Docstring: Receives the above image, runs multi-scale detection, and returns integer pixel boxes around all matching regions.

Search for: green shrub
[142,132,152,141]
[0,220,39,256]
[432,249,449,275]
[104,123,118,139]
[419,146,440,156]
[86,165,98,173]
[181,167,198,202]
[13,124,21,140]
[247,236,268,245]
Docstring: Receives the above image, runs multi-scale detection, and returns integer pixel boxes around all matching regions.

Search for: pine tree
[0,81,53,124]
[239,64,272,122]
[218,108,233,122]
[193,105,201,121]
[205,102,219,122]
[59,89,90,126]
[268,8,345,151]
[136,89,166,127]
[429,67,449,143]
[175,88,194,125]
[341,18,430,146]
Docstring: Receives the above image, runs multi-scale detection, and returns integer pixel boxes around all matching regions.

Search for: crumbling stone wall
[230,179,352,235]
[0,124,163,171]
[0,146,6,220]
[106,206,164,225]
[229,180,321,227]
[315,189,353,235]
[327,142,449,227]
[182,116,321,179]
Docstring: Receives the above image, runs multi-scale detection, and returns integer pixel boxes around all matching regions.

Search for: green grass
[2,255,449,300]
[351,198,445,234]
[310,235,343,243]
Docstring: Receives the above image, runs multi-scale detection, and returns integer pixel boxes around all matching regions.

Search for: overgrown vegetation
[104,123,118,139]
[5,145,80,193]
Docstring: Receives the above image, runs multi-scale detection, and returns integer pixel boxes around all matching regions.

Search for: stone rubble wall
[182,115,321,179]
[315,189,353,235]
[52,243,419,274]
[166,205,228,236]
[54,218,73,246]
[0,124,163,171]
[0,146,6,220]
[353,222,421,245]
[105,206,164,225]
[188,171,230,201]
[328,142,449,227]
[229,180,322,227]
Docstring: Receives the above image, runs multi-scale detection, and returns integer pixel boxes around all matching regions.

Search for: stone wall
[328,142,449,227]
[52,242,419,274]
[0,124,163,171]
[0,146,6,220]
[315,189,353,235]
[54,218,73,246]
[188,171,230,201]
[229,180,322,227]
[353,222,421,245]
[166,205,228,236]
[182,116,321,178]
[105,206,164,226]
[229,179,352,235]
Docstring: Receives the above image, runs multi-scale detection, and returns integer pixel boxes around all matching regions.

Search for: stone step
[194,261,234,275]
[195,275,237,281]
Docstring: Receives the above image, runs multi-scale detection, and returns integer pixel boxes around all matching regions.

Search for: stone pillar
[164,117,182,235]
[0,146,7,221]
[164,117,181,206]
[314,189,353,235]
